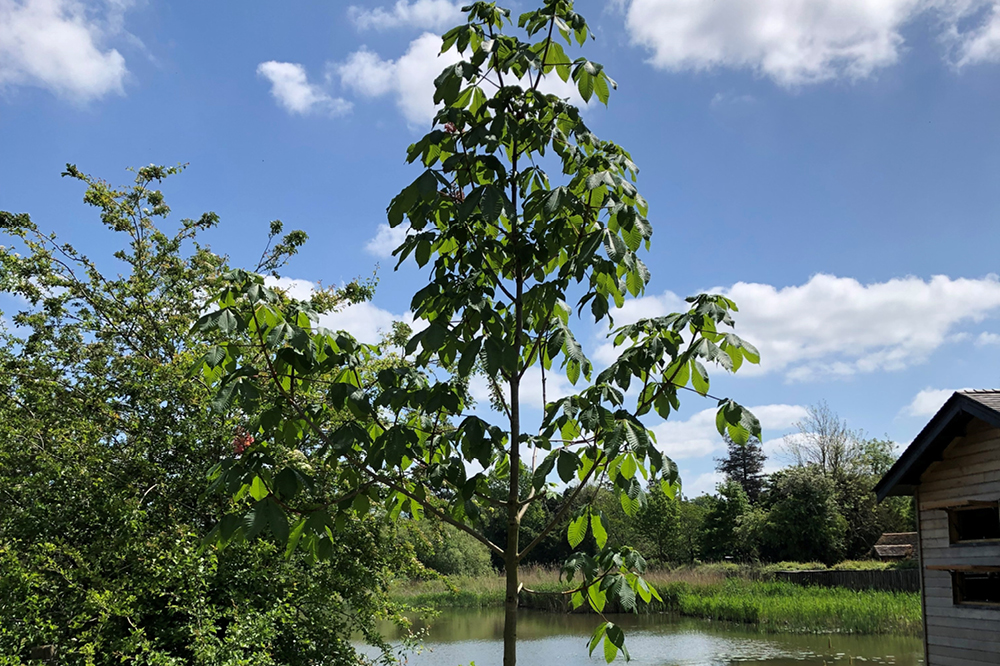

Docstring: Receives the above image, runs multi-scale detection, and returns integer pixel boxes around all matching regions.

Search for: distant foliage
[715,435,766,503]
[402,521,494,576]
[762,467,848,565]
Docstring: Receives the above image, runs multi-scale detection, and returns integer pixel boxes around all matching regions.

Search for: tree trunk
[503,530,519,666]
[505,332,522,666]
[504,389,521,666]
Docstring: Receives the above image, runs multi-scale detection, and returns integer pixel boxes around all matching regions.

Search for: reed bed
[390,567,922,636]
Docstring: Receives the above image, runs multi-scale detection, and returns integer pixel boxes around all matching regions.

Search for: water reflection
[362,609,923,666]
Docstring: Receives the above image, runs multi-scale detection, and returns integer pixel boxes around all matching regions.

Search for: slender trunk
[504,367,521,666]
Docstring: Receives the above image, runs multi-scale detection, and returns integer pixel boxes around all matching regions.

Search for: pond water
[361,608,924,666]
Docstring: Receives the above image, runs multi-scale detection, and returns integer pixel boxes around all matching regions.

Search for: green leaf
[532,453,556,490]
[587,582,607,612]
[589,622,608,657]
[261,498,289,545]
[690,360,709,395]
[594,72,610,105]
[591,512,608,550]
[604,231,625,262]
[567,514,588,548]
[619,453,637,480]
[557,449,579,483]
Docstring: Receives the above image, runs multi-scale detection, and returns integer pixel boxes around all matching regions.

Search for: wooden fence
[773,569,920,592]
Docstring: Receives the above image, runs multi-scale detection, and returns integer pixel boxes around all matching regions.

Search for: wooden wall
[918,418,1000,666]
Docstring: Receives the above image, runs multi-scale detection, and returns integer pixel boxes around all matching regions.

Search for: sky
[2,0,1000,497]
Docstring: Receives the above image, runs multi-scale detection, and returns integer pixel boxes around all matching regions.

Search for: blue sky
[2,0,1000,495]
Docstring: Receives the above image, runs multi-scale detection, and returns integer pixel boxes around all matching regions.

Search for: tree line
[403,402,913,576]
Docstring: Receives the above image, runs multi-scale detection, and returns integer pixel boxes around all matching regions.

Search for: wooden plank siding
[918,418,1000,665]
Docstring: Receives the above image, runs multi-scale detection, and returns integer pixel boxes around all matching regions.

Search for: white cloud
[977,331,1000,346]
[650,403,807,461]
[349,0,462,31]
[467,366,574,414]
[901,387,968,417]
[620,0,1000,86]
[257,61,352,116]
[601,274,1000,382]
[265,277,415,344]
[335,32,584,126]
[335,33,462,126]
[948,2,1000,66]
[0,0,129,101]
[684,471,723,497]
[321,300,416,343]
[365,223,410,259]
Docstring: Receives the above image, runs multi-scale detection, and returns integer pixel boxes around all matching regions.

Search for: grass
[662,579,922,635]
[390,565,923,636]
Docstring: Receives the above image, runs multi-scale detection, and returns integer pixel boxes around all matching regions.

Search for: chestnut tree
[193,2,762,663]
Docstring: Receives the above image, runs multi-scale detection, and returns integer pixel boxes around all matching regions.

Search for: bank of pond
[391,571,923,637]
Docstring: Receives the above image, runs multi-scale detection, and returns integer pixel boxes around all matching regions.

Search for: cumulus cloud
[620,0,1000,86]
[948,2,1000,66]
[599,274,1000,382]
[901,387,969,417]
[265,277,415,344]
[365,223,409,259]
[684,470,723,497]
[467,367,575,414]
[335,33,462,125]
[650,403,808,461]
[348,0,462,31]
[0,0,130,101]
[977,331,1000,346]
[334,32,584,126]
[257,61,352,116]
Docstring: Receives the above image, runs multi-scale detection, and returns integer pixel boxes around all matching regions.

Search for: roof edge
[875,392,1000,501]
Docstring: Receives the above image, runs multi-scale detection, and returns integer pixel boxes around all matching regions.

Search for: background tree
[627,478,683,565]
[676,497,711,564]
[700,481,754,561]
[715,434,766,503]
[0,166,408,665]
[192,2,762,663]
[762,466,847,564]
[782,401,862,476]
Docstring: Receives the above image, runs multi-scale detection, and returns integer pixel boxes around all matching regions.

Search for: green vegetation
[666,579,920,635]
[391,568,922,636]
[0,167,409,665]
[192,1,763,664]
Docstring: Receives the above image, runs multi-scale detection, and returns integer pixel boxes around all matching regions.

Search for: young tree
[715,435,766,503]
[193,2,762,663]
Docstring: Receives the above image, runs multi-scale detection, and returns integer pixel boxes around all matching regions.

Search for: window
[947,502,1000,544]
[953,571,1000,606]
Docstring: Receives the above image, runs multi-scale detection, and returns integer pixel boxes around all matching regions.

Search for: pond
[362,608,924,666]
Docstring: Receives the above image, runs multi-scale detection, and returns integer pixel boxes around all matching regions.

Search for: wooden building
[871,532,918,561]
[876,390,1000,666]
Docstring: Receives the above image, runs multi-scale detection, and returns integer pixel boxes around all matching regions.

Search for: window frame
[952,570,1000,608]
[946,501,1000,545]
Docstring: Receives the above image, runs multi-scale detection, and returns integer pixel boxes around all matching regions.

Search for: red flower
[231,427,254,456]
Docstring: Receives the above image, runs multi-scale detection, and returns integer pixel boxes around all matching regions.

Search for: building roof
[875,390,1000,501]
[873,532,918,547]
[874,544,914,558]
